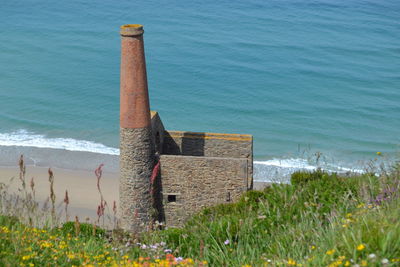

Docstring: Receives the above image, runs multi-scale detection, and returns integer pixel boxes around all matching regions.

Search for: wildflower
[22,255,31,261]
[41,241,52,248]
[342,224,349,228]
[376,152,382,156]
[368,254,376,259]
[361,260,368,266]
[164,249,172,253]
[356,244,365,251]
[59,241,67,249]
[165,254,175,261]
[381,258,389,264]
[287,259,296,266]
[224,239,230,245]
[344,261,350,266]
[176,256,183,262]
[326,249,335,255]
[242,265,251,267]
[311,245,316,250]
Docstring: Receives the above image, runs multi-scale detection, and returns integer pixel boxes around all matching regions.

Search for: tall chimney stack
[119,24,154,232]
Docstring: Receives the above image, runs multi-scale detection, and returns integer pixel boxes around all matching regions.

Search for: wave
[0,130,367,182]
[254,158,317,170]
[0,130,119,155]
[253,158,365,183]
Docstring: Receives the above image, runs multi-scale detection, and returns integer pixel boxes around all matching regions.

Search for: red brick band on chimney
[120,24,151,129]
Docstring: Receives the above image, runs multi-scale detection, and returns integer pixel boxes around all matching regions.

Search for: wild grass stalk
[48,168,56,223]
[64,190,69,222]
[1,155,399,266]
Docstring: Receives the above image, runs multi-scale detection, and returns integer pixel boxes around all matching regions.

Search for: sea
[0,0,399,183]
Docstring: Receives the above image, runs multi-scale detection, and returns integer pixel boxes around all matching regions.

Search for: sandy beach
[0,163,273,226]
[0,165,119,224]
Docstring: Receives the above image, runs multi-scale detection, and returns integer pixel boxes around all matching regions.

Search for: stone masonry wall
[120,127,154,232]
[150,111,165,154]
[162,131,253,189]
[159,155,249,227]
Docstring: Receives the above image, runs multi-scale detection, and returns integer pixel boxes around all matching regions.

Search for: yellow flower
[29,264,34,267]
[242,265,252,267]
[59,241,67,249]
[344,261,350,266]
[22,255,31,261]
[357,244,365,251]
[326,249,335,255]
[346,213,352,218]
[40,241,52,248]
[311,245,316,250]
[342,224,348,228]
[287,259,296,266]
[361,260,368,266]
[376,152,382,156]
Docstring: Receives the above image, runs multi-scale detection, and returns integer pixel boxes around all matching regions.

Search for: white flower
[164,249,172,253]
[176,257,183,262]
[381,258,389,264]
[368,254,376,259]
[224,239,230,245]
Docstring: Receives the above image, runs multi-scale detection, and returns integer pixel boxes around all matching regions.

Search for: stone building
[150,112,253,227]
[119,24,253,230]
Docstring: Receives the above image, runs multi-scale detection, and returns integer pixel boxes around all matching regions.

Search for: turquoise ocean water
[0,0,399,182]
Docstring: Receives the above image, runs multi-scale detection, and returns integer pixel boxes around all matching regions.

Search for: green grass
[1,167,399,266]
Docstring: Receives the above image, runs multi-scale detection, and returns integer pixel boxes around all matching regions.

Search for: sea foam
[0,130,366,182]
[0,130,119,155]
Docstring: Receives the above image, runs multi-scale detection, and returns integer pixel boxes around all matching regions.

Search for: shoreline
[0,164,273,223]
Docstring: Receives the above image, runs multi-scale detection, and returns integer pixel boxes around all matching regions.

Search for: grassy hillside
[1,165,399,266]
